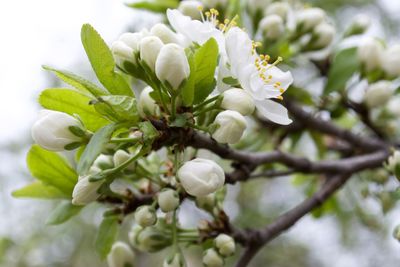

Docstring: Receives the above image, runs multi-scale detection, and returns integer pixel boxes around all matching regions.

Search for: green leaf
[27,145,78,195]
[39,88,109,131]
[77,123,117,175]
[324,47,360,95]
[193,38,219,104]
[126,0,178,13]
[81,24,133,97]
[181,51,196,106]
[43,65,108,97]
[12,181,68,199]
[95,215,119,258]
[94,95,139,123]
[46,201,83,225]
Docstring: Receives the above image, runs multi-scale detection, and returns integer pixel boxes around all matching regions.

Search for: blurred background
[1,0,400,266]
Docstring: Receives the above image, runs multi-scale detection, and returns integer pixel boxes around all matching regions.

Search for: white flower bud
[158,189,180,212]
[163,253,184,267]
[151,23,181,45]
[139,36,164,72]
[221,88,255,115]
[113,150,135,171]
[177,158,225,197]
[259,15,284,40]
[112,32,143,68]
[358,38,384,72]
[388,151,400,173]
[107,242,135,267]
[264,2,290,20]
[212,110,247,144]
[31,110,82,151]
[364,80,392,108]
[214,234,235,256]
[129,225,171,252]
[195,193,216,211]
[203,248,224,267]
[93,154,114,170]
[155,43,190,90]
[346,14,370,36]
[178,1,203,20]
[387,97,400,116]
[134,205,157,227]
[383,44,400,77]
[296,8,326,31]
[137,86,161,118]
[72,175,103,205]
[313,23,335,49]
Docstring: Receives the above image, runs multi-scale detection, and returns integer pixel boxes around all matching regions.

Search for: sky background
[1,0,400,266]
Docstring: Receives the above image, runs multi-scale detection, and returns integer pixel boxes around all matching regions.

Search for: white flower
[313,23,335,49]
[264,2,290,20]
[259,15,285,40]
[155,43,190,89]
[107,242,135,267]
[112,32,143,67]
[167,9,225,54]
[177,158,225,196]
[139,36,164,71]
[225,27,293,125]
[72,175,103,205]
[347,14,370,35]
[178,0,203,20]
[212,110,247,144]
[134,205,157,227]
[138,86,161,118]
[163,254,183,267]
[358,38,384,72]
[387,97,400,116]
[364,80,392,108]
[31,110,82,151]
[214,234,235,256]
[388,151,400,173]
[221,88,255,115]
[203,248,224,267]
[113,150,135,170]
[296,8,326,31]
[382,44,400,77]
[157,189,180,212]
[150,23,185,45]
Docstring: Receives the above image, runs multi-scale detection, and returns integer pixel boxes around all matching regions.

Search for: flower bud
[212,110,247,144]
[137,86,161,118]
[113,150,135,171]
[364,80,392,108]
[313,23,335,49]
[93,154,114,170]
[72,175,103,205]
[31,110,82,151]
[178,1,203,20]
[296,8,325,31]
[134,205,157,227]
[158,189,180,212]
[358,38,384,72]
[107,242,135,267]
[151,23,181,45]
[155,43,190,90]
[345,14,370,36]
[259,15,285,40]
[221,88,255,115]
[393,225,400,241]
[129,225,172,252]
[112,32,143,68]
[203,248,224,267]
[214,234,235,256]
[387,97,400,116]
[383,44,400,77]
[163,253,184,267]
[177,158,225,197]
[387,151,400,173]
[139,36,164,72]
[264,2,290,20]
[195,193,216,212]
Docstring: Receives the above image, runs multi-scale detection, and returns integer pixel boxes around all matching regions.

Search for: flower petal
[255,99,292,125]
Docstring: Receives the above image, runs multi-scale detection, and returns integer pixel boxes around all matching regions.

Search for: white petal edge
[255,99,292,125]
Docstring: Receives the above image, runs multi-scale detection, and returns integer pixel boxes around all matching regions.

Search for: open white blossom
[225,27,293,125]
[178,0,203,20]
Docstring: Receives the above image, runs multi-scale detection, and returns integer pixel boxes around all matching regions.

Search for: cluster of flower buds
[202,234,235,267]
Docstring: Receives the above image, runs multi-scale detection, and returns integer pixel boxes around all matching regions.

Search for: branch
[235,173,352,267]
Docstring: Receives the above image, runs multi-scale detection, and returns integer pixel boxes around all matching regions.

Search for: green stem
[193,95,220,112]
[110,137,141,143]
